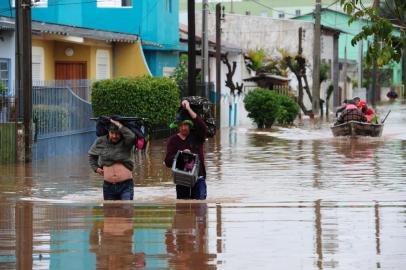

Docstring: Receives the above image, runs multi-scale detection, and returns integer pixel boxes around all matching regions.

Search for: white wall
[196,13,338,114]
[0,31,15,95]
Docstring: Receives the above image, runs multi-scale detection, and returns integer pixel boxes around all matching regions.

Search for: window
[278,12,285,19]
[0,59,10,95]
[295,9,301,16]
[96,49,110,80]
[12,0,47,8]
[32,47,44,82]
[97,0,132,8]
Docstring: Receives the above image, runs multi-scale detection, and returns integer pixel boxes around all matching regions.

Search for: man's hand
[110,119,123,129]
[181,100,191,110]
[96,168,104,176]
[181,100,197,119]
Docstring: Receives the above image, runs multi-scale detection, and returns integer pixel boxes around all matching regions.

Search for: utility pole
[230,0,234,13]
[343,46,348,100]
[358,40,363,93]
[370,0,379,106]
[201,0,209,98]
[15,0,33,162]
[312,0,321,116]
[188,0,196,96]
[215,4,222,128]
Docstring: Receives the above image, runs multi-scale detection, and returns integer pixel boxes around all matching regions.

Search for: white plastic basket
[171,151,200,187]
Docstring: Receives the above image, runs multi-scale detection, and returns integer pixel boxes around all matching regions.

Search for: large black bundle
[93,116,149,150]
[181,96,216,137]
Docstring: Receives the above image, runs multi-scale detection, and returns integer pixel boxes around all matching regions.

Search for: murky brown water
[1,101,406,269]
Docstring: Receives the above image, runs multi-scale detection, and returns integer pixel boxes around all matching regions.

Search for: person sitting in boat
[357,100,378,123]
[335,103,367,125]
[335,97,361,117]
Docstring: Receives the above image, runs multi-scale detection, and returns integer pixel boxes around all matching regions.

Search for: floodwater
[1,101,406,269]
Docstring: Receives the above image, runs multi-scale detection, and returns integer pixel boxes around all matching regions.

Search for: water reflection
[89,204,145,269]
[1,201,406,269]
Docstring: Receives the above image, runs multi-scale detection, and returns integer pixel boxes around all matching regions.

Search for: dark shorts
[103,179,134,200]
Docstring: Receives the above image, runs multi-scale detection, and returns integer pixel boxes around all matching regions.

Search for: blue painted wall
[144,50,178,76]
[0,0,180,76]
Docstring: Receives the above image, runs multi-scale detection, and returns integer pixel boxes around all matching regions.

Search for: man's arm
[110,119,135,145]
[182,100,208,139]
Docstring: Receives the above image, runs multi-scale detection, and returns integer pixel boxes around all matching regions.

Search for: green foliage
[246,49,267,71]
[244,88,279,128]
[0,82,5,95]
[170,54,202,95]
[33,105,69,133]
[276,95,300,125]
[171,54,188,87]
[320,63,330,83]
[91,76,180,126]
[244,88,299,128]
[341,0,406,67]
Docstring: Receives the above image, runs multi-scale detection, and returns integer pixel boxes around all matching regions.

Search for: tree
[222,53,244,96]
[340,0,406,67]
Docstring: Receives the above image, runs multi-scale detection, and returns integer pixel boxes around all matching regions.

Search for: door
[55,62,88,99]
[55,62,87,80]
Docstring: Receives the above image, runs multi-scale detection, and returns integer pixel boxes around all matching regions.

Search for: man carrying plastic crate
[165,100,208,200]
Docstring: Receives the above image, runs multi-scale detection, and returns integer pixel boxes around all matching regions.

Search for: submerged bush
[243,88,280,128]
[244,88,299,128]
[276,95,299,125]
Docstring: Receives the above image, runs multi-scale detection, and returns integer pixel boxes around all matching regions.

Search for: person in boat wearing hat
[88,119,136,200]
[164,100,208,200]
[335,101,367,125]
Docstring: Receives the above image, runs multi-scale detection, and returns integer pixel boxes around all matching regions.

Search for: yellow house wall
[53,42,92,78]
[114,41,150,77]
[32,39,54,80]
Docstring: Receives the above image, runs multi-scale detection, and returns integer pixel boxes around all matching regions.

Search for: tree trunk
[302,74,313,102]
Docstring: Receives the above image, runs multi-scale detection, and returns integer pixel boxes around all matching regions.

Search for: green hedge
[33,105,69,133]
[276,94,299,125]
[244,88,299,128]
[91,76,180,126]
[244,88,280,128]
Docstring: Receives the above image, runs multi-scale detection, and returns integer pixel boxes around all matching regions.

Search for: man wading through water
[165,100,208,200]
[88,119,135,200]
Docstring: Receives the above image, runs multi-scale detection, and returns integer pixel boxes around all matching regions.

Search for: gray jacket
[88,126,135,172]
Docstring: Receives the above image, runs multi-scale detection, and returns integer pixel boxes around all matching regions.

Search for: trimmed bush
[91,76,180,126]
[33,105,69,133]
[244,88,280,128]
[276,95,299,125]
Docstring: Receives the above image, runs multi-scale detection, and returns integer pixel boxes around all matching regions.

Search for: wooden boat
[331,121,383,137]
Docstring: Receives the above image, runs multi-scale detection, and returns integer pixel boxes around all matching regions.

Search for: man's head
[170,118,194,136]
[178,120,193,137]
[107,124,122,143]
[353,96,361,104]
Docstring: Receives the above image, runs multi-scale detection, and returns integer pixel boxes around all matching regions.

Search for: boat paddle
[381,110,391,124]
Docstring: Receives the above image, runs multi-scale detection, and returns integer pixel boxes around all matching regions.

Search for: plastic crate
[171,151,200,187]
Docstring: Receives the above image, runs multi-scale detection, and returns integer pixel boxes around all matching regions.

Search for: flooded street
[1,101,406,269]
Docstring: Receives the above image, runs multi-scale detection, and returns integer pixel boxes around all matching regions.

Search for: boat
[331,121,384,137]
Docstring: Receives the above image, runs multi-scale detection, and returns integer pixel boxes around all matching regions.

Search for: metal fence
[32,82,94,139]
[34,80,94,102]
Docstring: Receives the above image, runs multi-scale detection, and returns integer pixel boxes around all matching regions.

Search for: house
[195,12,343,113]
[0,0,181,80]
[179,23,255,127]
[293,8,403,90]
[179,0,354,23]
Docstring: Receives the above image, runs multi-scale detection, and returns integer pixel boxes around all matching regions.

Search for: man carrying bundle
[88,119,135,200]
[164,100,208,200]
